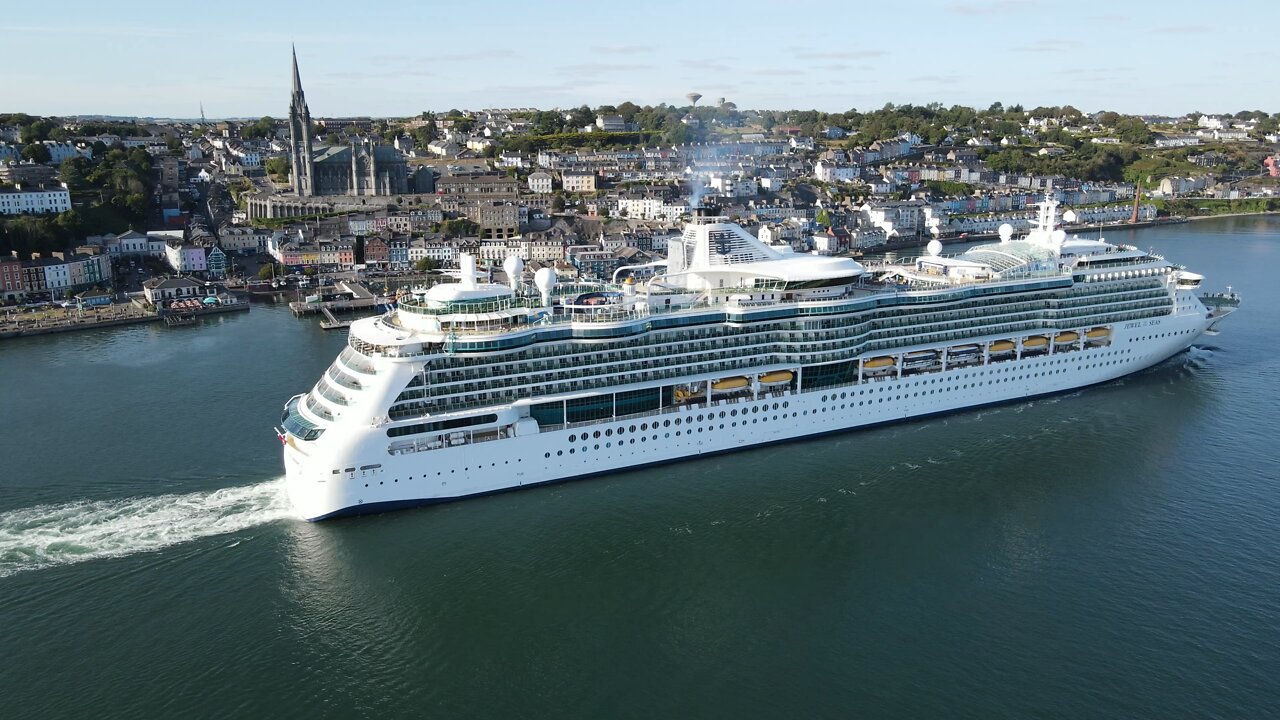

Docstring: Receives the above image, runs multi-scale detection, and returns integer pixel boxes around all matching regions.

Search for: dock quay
[319,306,352,330]
[290,281,384,317]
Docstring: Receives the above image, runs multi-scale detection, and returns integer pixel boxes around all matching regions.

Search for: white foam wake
[0,479,296,579]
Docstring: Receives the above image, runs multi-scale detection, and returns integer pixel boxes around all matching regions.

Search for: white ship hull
[284,312,1210,521]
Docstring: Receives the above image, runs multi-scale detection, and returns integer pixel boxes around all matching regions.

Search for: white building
[528,171,554,194]
[1197,115,1226,130]
[0,184,71,215]
[813,160,857,183]
[42,141,92,164]
[165,242,209,273]
[1154,135,1201,148]
[709,174,758,198]
[596,115,625,132]
[408,240,456,265]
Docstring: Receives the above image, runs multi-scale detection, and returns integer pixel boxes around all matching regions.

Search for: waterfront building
[0,256,24,301]
[206,247,228,279]
[142,276,212,305]
[165,242,209,274]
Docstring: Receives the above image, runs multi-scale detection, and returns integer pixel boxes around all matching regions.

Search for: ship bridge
[659,206,865,293]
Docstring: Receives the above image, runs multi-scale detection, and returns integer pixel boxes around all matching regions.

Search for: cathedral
[287,48,408,197]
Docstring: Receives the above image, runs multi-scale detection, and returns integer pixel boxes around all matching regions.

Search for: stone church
[287,48,408,198]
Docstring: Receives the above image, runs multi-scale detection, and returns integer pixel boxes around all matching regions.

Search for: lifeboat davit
[758,371,794,385]
[1086,327,1111,339]
[712,377,749,391]
[989,340,1015,353]
[1023,335,1048,349]
[863,356,895,369]
[1054,331,1080,344]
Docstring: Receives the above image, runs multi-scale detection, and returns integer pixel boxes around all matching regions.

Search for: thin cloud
[1150,25,1199,35]
[681,58,732,73]
[590,45,648,55]
[796,50,887,60]
[1013,39,1084,52]
[752,68,804,77]
[946,0,1038,16]
[0,23,188,39]
[556,63,653,75]
[432,50,518,62]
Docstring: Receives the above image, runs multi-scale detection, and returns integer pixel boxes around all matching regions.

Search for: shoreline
[0,302,249,340]
[1181,210,1280,222]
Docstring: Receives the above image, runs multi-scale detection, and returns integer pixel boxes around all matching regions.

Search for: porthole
[569,434,577,443]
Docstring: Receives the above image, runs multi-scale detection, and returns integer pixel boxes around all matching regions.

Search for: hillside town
[1,53,1278,308]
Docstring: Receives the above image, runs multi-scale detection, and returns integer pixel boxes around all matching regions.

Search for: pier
[289,281,383,317]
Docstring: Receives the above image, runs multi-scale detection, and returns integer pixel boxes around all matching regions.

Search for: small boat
[949,344,981,355]
[1023,335,1048,349]
[863,356,895,369]
[758,370,794,385]
[1086,327,1111,339]
[989,340,1015,353]
[903,351,940,369]
[711,377,749,391]
[1054,331,1080,344]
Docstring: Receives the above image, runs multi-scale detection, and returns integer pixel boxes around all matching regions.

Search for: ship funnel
[460,253,477,289]
[534,267,557,307]
[667,237,685,274]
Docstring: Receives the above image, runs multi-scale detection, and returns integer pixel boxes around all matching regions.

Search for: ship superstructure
[279,199,1239,520]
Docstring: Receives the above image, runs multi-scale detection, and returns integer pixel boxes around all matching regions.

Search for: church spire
[291,43,303,98]
[288,45,315,197]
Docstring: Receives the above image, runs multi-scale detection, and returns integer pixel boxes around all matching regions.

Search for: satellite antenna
[927,239,943,256]
[685,93,702,107]
[998,223,1014,243]
[1062,209,1078,223]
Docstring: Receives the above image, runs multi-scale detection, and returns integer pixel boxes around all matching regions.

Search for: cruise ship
[279,198,1239,520]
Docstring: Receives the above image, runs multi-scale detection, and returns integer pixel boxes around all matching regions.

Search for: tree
[413,258,438,272]
[551,193,566,212]
[264,156,290,181]
[22,143,52,163]
[19,119,57,144]
[1114,117,1153,145]
[59,157,90,189]
[815,208,831,228]
[258,263,280,280]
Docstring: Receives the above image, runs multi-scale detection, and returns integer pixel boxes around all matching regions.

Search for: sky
[4,0,1278,119]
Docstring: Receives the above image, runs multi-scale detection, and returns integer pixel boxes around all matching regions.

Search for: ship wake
[0,479,295,579]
